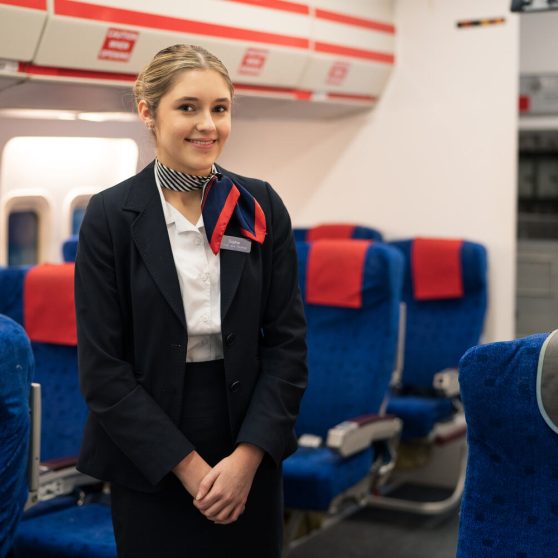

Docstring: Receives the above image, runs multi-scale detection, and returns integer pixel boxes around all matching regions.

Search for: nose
[195,109,216,133]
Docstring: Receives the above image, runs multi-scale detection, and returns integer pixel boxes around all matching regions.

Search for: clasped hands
[173,443,264,525]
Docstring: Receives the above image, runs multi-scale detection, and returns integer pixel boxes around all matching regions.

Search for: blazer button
[229,380,241,393]
[225,333,236,346]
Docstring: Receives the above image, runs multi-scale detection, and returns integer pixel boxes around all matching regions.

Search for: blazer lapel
[123,163,186,330]
[220,222,249,320]
[217,167,250,320]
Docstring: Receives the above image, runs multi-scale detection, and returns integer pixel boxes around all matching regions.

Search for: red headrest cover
[307,224,356,241]
[306,239,371,308]
[24,263,77,345]
[412,238,464,300]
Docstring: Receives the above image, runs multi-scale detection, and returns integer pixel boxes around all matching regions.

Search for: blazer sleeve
[75,193,194,486]
[235,183,308,465]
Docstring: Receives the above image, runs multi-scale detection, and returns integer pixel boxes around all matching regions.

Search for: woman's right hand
[172,451,212,497]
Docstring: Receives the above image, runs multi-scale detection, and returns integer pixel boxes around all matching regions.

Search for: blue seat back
[0,315,34,558]
[0,267,29,326]
[295,241,403,438]
[457,333,558,557]
[390,239,487,390]
[0,267,86,462]
[62,236,78,263]
[293,224,383,242]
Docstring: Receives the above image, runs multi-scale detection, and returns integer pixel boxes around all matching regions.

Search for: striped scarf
[155,158,215,192]
[155,159,266,254]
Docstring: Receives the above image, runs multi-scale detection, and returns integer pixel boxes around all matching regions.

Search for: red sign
[98,28,139,62]
[238,48,269,76]
[326,61,350,85]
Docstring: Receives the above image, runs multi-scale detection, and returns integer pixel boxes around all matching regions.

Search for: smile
[187,139,216,146]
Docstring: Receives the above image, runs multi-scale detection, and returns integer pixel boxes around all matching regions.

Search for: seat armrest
[326,414,402,457]
[42,456,79,471]
[433,368,460,397]
[25,383,41,510]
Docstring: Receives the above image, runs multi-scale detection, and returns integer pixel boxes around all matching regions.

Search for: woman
[75,44,307,557]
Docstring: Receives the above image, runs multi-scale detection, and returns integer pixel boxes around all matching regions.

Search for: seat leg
[367,435,467,515]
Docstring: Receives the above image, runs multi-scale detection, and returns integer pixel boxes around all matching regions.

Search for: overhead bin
[0,0,396,113]
[33,0,311,88]
[0,0,48,61]
[301,0,395,102]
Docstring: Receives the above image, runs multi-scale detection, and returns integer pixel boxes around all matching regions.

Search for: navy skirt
[110,360,283,558]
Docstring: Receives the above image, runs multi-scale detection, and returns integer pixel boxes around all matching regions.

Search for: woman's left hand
[193,443,264,524]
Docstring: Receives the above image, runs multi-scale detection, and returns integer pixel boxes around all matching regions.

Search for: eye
[178,104,195,112]
[213,105,229,113]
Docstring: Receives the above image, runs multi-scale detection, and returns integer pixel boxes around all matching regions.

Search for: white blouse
[155,172,223,363]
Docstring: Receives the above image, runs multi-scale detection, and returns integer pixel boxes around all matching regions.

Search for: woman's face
[143,69,232,175]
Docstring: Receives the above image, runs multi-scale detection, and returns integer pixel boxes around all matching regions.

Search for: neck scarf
[155,159,266,254]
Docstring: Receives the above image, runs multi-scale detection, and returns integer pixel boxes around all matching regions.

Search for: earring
[145,121,154,130]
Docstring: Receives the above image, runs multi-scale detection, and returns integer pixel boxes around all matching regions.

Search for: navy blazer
[75,162,307,492]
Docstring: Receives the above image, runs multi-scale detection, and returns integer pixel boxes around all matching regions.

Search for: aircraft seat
[62,236,79,263]
[370,238,488,514]
[293,223,383,242]
[13,503,115,558]
[0,264,116,557]
[0,315,34,558]
[0,266,29,325]
[283,240,403,543]
[457,331,558,557]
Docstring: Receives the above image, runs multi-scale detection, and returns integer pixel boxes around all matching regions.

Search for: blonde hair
[134,44,234,116]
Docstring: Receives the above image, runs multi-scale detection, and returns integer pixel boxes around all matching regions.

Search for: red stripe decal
[315,41,394,64]
[210,186,241,254]
[54,0,308,49]
[0,0,46,9]
[227,0,309,15]
[235,83,312,100]
[326,92,377,103]
[16,65,376,105]
[18,62,137,81]
[315,8,395,34]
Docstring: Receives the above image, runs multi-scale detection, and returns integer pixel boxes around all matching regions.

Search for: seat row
[9,222,551,557]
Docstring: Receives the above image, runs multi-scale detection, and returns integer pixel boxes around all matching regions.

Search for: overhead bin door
[301,0,395,101]
[33,0,312,88]
[0,0,48,61]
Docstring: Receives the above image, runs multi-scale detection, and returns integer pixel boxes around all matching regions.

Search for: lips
[187,139,216,146]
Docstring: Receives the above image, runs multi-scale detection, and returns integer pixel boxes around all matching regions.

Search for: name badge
[221,235,251,253]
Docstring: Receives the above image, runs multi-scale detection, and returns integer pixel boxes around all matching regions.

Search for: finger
[214,503,245,525]
[196,469,219,501]
[203,495,235,519]
[194,486,224,511]
[213,503,237,523]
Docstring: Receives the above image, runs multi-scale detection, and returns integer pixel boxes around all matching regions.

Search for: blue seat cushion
[62,237,78,263]
[14,503,116,558]
[283,446,373,511]
[386,395,454,439]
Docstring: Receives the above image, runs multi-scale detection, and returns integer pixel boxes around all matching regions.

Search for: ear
[137,100,153,128]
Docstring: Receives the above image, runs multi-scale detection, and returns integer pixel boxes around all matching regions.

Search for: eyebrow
[175,96,230,103]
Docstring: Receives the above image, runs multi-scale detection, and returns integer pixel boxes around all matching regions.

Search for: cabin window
[8,209,39,266]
